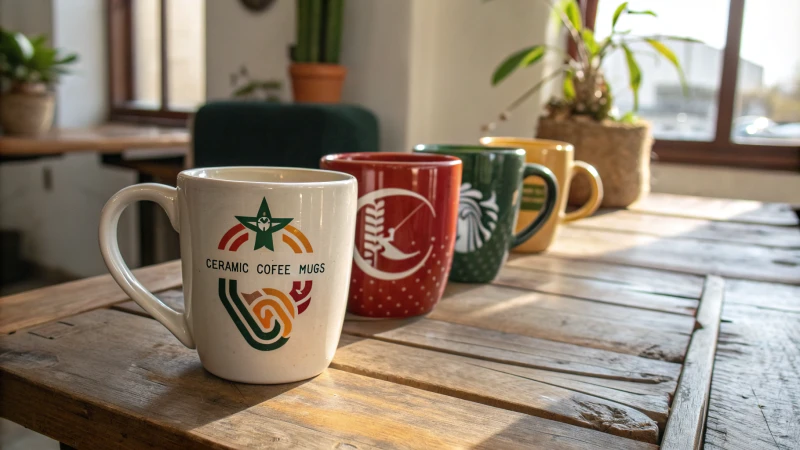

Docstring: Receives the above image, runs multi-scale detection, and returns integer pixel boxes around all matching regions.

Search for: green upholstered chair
[192,102,379,168]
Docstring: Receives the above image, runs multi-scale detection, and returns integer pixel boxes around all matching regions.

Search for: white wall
[407,0,556,147]
[205,0,295,100]
[652,163,800,203]
[0,0,138,278]
[340,0,413,152]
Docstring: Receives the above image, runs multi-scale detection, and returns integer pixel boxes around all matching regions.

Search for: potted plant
[486,0,698,207]
[290,0,346,103]
[0,29,77,135]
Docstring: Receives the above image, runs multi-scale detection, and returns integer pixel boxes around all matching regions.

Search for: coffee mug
[414,145,558,283]
[99,167,357,384]
[320,153,462,318]
[480,137,603,253]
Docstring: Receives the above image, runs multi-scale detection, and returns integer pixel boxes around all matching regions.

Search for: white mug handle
[99,183,195,348]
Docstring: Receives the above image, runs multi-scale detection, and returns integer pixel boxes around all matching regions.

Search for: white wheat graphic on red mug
[363,200,385,267]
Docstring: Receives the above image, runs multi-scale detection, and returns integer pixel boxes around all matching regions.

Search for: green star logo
[236,198,292,251]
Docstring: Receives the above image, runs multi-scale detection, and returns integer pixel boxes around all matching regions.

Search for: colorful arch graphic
[216,216,315,351]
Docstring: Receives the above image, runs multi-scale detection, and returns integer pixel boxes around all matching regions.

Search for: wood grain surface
[429,284,694,362]
[0,260,182,334]
[0,123,189,156]
[494,265,698,315]
[549,227,800,285]
[0,309,656,450]
[572,210,800,249]
[506,254,705,299]
[628,193,799,227]
[704,286,800,450]
[662,276,725,450]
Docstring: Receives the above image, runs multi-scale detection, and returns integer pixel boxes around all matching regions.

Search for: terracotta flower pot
[289,63,347,104]
[0,83,55,135]
[537,117,653,208]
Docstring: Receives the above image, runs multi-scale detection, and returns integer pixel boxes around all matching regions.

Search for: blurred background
[0,1,798,446]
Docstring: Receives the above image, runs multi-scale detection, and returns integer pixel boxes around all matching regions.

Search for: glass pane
[132,0,162,109]
[594,0,730,141]
[167,0,206,110]
[732,0,800,144]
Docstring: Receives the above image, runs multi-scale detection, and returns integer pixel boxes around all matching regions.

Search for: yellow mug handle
[563,161,603,223]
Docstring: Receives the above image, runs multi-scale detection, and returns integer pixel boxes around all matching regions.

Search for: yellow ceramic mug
[480,137,603,253]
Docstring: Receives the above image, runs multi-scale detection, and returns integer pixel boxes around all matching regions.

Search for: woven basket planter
[537,117,653,208]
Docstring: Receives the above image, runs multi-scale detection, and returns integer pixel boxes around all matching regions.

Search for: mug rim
[479,136,574,151]
[178,166,356,186]
[414,144,526,157]
[321,152,462,168]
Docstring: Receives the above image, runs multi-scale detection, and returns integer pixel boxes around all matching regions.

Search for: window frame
[580,0,800,171]
[107,0,190,127]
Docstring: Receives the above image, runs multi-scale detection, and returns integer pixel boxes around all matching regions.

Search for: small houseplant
[0,29,77,135]
[230,65,282,101]
[290,0,345,103]
[487,0,698,206]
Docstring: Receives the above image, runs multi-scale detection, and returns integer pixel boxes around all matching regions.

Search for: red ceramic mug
[320,152,462,317]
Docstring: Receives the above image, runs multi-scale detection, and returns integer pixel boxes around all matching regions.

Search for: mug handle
[563,161,603,223]
[98,183,195,348]
[511,164,559,248]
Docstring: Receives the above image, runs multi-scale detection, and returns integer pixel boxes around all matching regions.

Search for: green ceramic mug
[414,145,558,283]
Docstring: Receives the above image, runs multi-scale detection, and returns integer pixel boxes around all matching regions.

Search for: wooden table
[0,193,797,449]
[0,123,189,157]
[0,123,190,266]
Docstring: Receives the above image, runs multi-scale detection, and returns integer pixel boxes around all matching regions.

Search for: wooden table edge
[660,276,725,449]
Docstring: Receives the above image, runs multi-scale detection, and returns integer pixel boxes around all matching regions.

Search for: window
[585,0,800,170]
[108,0,205,126]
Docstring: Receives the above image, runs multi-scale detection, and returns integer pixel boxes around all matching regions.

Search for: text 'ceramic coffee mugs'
[320,153,462,318]
[99,167,357,384]
[414,145,558,283]
[481,137,603,253]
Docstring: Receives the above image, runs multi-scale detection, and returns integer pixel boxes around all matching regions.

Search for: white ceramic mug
[99,167,358,384]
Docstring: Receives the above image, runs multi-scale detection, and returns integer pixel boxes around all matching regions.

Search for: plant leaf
[627,10,657,17]
[563,0,582,32]
[644,38,687,94]
[621,44,642,111]
[491,45,546,85]
[563,71,576,100]
[619,111,637,123]
[582,29,599,56]
[612,2,628,29]
[659,35,703,43]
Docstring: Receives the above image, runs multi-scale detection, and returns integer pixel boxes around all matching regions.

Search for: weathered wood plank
[430,284,693,362]
[704,293,800,449]
[0,309,656,450]
[662,276,725,450]
[550,227,800,285]
[341,318,682,384]
[0,260,182,334]
[572,210,800,249]
[111,289,184,317]
[506,254,704,299]
[333,334,663,441]
[494,265,698,315]
[112,292,673,439]
[724,279,800,314]
[628,193,799,227]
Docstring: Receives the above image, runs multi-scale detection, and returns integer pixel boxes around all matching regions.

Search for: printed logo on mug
[213,196,319,352]
[480,137,603,253]
[414,145,558,283]
[321,152,462,318]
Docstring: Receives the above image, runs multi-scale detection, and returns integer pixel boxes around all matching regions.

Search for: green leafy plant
[486,0,700,129]
[293,0,344,64]
[230,65,282,101]
[0,28,78,91]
